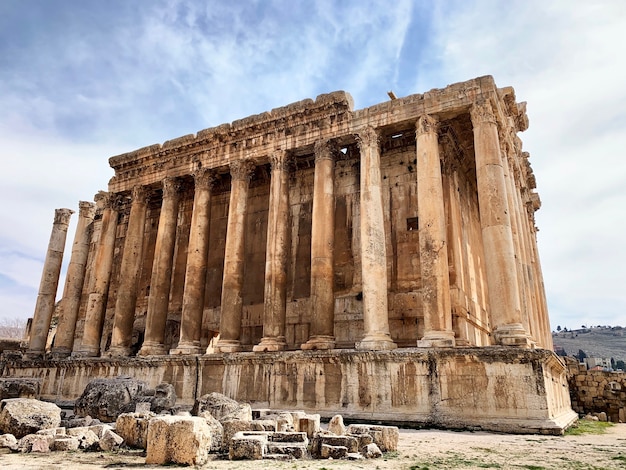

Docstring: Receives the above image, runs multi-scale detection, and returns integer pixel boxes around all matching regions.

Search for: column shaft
[355,127,396,350]
[27,208,74,356]
[470,100,529,347]
[171,169,215,355]
[215,160,255,353]
[254,151,291,351]
[73,194,118,357]
[107,185,149,356]
[302,140,336,350]
[139,178,180,355]
[51,201,96,356]
[415,115,455,347]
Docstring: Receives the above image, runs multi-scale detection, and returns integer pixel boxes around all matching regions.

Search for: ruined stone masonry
[4,76,577,434]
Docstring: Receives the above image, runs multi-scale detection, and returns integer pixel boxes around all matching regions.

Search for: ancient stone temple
[3,76,577,433]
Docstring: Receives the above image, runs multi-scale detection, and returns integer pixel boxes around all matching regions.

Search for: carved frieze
[470,99,497,126]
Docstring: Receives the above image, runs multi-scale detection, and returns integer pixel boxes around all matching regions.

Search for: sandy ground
[1,424,625,469]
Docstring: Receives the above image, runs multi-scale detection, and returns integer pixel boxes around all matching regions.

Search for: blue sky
[1,0,625,332]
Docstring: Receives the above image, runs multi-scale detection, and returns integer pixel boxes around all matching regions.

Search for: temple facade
[27,75,552,359]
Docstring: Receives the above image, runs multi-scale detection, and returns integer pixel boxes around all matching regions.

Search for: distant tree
[577,349,587,362]
[616,360,625,370]
[556,325,562,332]
[611,357,616,368]
[563,327,569,332]
[0,318,26,339]
[582,324,587,329]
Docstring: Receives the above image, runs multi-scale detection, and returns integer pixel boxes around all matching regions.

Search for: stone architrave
[415,115,455,347]
[301,139,336,350]
[107,185,149,357]
[171,168,216,355]
[215,159,255,353]
[27,208,74,357]
[51,201,96,357]
[470,99,529,347]
[73,193,119,357]
[140,177,181,356]
[254,151,291,352]
[354,127,396,351]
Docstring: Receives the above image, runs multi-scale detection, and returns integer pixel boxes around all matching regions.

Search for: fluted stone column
[215,159,255,353]
[27,208,74,356]
[73,193,119,357]
[254,151,291,352]
[107,185,149,357]
[415,115,455,347]
[355,127,396,351]
[302,140,336,350]
[139,177,181,356]
[50,201,96,357]
[470,99,530,347]
[171,169,215,355]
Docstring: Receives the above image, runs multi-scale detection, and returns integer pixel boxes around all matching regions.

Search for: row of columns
[27,101,538,357]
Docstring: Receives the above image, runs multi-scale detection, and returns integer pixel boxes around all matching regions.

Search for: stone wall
[565,357,626,422]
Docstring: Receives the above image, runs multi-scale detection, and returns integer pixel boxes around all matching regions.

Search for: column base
[138,341,167,356]
[355,334,397,351]
[253,336,287,352]
[170,341,202,355]
[23,350,45,360]
[71,346,100,358]
[301,335,335,350]
[104,346,131,357]
[214,339,242,353]
[417,330,456,348]
[48,348,72,359]
[494,323,532,348]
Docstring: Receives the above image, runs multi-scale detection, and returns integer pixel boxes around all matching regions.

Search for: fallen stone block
[115,412,155,449]
[298,414,320,437]
[18,433,54,453]
[52,436,80,451]
[269,431,308,443]
[0,378,41,400]
[320,443,348,459]
[0,398,62,439]
[36,427,65,437]
[198,411,224,452]
[229,431,268,460]
[346,424,398,452]
[99,429,124,451]
[289,411,306,431]
[66,428,100,450]
[221,418,254,448]
[221,403,252,422]
[320,434,358,453]
[252,408,272,419]
[267,442,307,459]
[363,442,383,458]
[191,392,241,421]
[74,377,149,423]
[328,414,346,435]
[145,415,212,466]
[0,433,18,451]
[251,419,276,431]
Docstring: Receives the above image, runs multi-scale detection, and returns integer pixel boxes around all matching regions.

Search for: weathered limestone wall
[0,349,576,434]
[565,358,626,423]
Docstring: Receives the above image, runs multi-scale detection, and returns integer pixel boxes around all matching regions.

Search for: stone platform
[0,347,577,434]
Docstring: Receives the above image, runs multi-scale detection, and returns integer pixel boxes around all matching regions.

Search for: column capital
[193,167,217,190]
[313,139,337,163]
[470,99,497,126]
[162,176,181,199]
[78,201,96,219]
[415,114,439,136]
[269,150,293,172]
[131,185,149,204]
[230,159,256,182]
[354,126,379,150]
[54,208,74,226]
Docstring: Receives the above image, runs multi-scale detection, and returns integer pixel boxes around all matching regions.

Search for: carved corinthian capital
[470,99,497,126]
[54,208,74,226]
[416,114,439,136]
[230,159,256,182]
[269,150,292,172]
[131,185,149,204]
[314,139,336,163]
[354,126,379,150]
[78,201,96,219]
[162,177,181,199]
[193,167,217,190]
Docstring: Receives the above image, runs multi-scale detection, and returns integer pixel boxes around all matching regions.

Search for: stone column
[215,159,255,353]
[107,185,149,357]
[171,169,216,355]
[50,201,96,357]
[139,177,181,356]
[73,193,119,357]
[470,99,530,347]
[415,115,455,347]
[355,127,396,351]
[27,208,74,356]
[254,151,291,352]
[301,140,336,350]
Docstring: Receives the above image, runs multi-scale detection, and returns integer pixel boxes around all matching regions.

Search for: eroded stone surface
[145,415,212,466]
[0,398,61,439]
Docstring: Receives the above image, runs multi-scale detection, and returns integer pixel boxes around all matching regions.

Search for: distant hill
[552,326,626,362]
